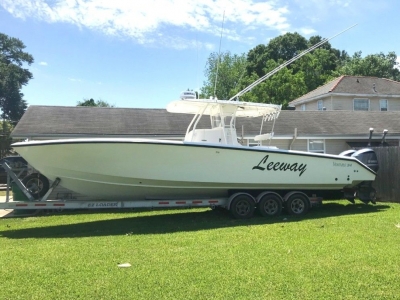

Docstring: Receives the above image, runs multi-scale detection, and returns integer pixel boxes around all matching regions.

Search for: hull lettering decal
[252,155,307,176]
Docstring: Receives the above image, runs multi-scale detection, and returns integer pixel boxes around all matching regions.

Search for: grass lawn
[0,200,399,299]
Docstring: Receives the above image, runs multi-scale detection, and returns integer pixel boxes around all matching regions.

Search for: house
[11,105,400,155]
[288,75,400,111]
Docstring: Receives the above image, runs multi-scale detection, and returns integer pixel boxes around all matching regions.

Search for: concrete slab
[0,195,14,218]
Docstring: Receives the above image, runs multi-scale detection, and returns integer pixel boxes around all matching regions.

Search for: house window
[353,98,369,111]
[301,104,306,111]
[380,99,388,111]
[317,100,323,111]
[308,139,325,153]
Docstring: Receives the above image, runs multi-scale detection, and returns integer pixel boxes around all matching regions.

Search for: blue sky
[0,0,399,109]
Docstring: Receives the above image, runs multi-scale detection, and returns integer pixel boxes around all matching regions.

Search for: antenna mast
[213,10,225,99]
[229,24,357,101]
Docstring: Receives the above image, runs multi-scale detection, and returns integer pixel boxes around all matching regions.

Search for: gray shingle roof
[11,106,201,138]
[11,105,400,139]
[289,76,400,105]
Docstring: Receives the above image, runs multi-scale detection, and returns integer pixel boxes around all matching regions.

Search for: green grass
[1,200,399,299]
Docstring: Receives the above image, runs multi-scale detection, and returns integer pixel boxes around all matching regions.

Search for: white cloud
[39,61,48,66]
[68,77,82,82]
[1,0,290,49]
[298,27,317,36]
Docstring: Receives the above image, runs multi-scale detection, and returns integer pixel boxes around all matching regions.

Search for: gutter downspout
[289,128,297,150]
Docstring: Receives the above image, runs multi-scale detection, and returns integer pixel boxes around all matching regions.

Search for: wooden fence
[372,147,400,203]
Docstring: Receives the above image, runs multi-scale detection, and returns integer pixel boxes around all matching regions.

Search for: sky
[0,0,399,109]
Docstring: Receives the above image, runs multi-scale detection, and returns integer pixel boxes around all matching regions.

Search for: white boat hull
[12,138,376,201]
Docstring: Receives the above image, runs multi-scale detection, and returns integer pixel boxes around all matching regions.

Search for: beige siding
[306,102,317,110]
[265,139,291,149]
[289,139,308,151]
[266,138,350,154]
[325,139,350,155]
[251,138,307,151]
[370,98,379,111]
[305,100,319,110]
[295,95,400,111]
[369,97,400,111]
[293,100,316,110]
[323,98,333,110]
[388,99,400,111]
[332,96,353,110]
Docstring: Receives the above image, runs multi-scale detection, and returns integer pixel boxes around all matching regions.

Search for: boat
[11,96,377,203]
[10,25,378,216]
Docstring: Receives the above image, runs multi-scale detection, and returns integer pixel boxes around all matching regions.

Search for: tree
[334,51,400,80]
[200,51,247,100]
[0,33,33,158]
[246,32,309,77]
[239,33,345,105]
[0,120,15,158]
[0,33,33,123]
[239,59,307,108]
[77,98,115,107]
[292,48,339,91]
[201,31,399,109]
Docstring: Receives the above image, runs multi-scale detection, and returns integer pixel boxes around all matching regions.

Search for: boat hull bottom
[50,175,356,201]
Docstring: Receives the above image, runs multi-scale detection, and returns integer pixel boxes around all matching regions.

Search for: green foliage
[201,31,399,108]
[334,51,400,80]
[0,119,14,158]
[200,51,247,100]
[0,201,399,299]
[0,33,33,123]
[263,32,308,64]
[77,98,115,107]
[292,48,339,91]
[0,33,33,157]
[240,60,307,108]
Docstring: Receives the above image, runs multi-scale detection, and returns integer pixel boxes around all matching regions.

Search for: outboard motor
[350,148,379,204]
[351,148,379,172]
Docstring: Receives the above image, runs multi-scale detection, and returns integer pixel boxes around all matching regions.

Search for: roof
[11,106,200,138]
[11,105,400,140]
[289,75,400,105]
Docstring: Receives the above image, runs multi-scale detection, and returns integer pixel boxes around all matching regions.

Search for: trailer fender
[283,191,310,204]
[256,191,283,204]
[256,191,283,217]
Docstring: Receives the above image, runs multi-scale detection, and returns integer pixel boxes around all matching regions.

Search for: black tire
[22,173,50,199]
[230,193,255,219]
[285,193,310,216]
[257,193,282,217]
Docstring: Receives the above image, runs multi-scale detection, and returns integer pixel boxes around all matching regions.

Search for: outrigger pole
[229,24,357,101]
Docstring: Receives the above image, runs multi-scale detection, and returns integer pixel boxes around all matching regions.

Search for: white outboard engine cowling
[339,149,357,157]
[351,148,379,172]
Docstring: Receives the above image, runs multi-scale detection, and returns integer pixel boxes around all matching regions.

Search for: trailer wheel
[230,193,255,219]
[285,193,310,216]
[257,194,282,217]
[22,173,50,200]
